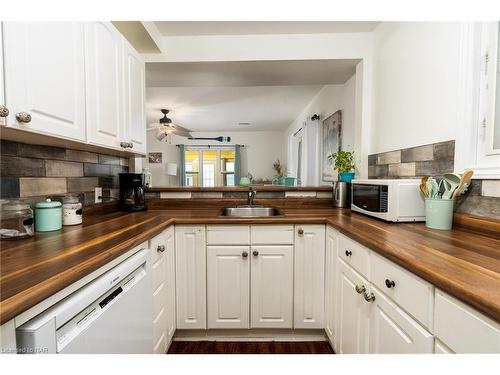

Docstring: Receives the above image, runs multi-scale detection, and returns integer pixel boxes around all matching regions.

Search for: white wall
[146,130,285,186]
[284,75,357,184]
[370,22,462,154]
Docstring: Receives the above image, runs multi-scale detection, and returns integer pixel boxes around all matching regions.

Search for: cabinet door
[85,22,123,149]
[164,227,176,348]
[150,229,168,354]
[324,226,338,348]
[123,40,146,154]
[251,246,293,328]
[175,225,206,329]
[0,24,5,126]
[207,246,250,329]
[336,259,371,354]
[369,287,433,354]
[3,22,86,141]
[294,224,326,329]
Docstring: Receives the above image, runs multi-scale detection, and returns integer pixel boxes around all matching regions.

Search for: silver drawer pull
[157,245,166,253]
[16,112,31,123]
[0,105,9,117]
[355,284,366,294]
[363,292,376,303]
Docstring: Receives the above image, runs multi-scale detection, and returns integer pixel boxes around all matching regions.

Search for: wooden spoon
[420,176,429,197]
[452,169,473,199]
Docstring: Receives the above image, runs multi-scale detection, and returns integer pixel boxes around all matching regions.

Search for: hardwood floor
[168,341,335,354]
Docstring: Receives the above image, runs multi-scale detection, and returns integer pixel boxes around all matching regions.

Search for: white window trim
[184,146,235,187]
[455,22,500,179]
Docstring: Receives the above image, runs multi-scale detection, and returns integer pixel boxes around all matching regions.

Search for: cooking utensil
[442,173,461,199]
[452,169,474,199]
[420,176,429,197]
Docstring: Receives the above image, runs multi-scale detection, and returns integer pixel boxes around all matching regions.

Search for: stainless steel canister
[332,181,352,208]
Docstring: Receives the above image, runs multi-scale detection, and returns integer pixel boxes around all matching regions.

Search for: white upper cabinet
[85,22,124,150]
[207,246,250,329]
[251,245,294,329]
[175,225,207,330]
[294,225,326,329]
[123,40,146,154]
[2,22,86,141]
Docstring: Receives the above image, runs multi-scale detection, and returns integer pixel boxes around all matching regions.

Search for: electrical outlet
[95,187,102,203]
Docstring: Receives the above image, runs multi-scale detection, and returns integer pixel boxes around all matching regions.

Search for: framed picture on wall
[148,152,163,164]
[321,110,342,182]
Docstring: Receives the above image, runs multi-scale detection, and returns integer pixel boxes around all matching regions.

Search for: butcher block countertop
[1,208,499,325]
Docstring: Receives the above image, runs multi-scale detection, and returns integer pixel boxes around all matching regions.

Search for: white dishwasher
[16,249,153,354]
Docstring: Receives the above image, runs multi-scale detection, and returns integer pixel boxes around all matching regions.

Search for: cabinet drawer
[149,232,167,264]
[338,234,370,277]
[370,252,433,329]
[207,225,250,245]
[251,225,294,245]
[434,290,500,353]
[153,307,167,351]
[152,255,165,292]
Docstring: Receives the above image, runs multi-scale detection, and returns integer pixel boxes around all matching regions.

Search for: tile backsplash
[368,140,500,219]
[1,140,129,206]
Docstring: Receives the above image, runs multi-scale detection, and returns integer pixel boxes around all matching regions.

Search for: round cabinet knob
[252,250,259,257]
[15,112,32,123]
[345,250,352,257]
[157,244,166,253]
[0,105,9,117]
[120,141,133,149]
[297,228,304,236]
[242,251,248,258]
[355,284,366,294]
[385,279,396,288]
[363,292,376,303]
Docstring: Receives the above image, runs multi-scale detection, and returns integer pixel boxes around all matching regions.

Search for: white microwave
[351,179,425,222]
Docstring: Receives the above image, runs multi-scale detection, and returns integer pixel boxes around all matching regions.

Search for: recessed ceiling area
[146,59,360,87]
[146,59,358,132]
[154,21,380,36]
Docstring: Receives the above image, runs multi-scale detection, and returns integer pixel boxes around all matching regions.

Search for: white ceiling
[147,85,324,132]
[154,21,380,36]
[146,59,360,87]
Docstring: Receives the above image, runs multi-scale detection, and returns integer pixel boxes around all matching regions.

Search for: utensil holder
[425,198,454,230]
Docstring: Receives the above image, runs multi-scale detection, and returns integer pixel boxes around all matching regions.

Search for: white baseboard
[173,329,328,342]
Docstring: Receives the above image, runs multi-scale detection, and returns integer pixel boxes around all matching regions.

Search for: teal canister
[425,198,454,230]
[35,198,62,232]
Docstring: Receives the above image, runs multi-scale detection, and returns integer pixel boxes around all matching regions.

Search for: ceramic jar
[62,194,83,226]
[35,198,62,232]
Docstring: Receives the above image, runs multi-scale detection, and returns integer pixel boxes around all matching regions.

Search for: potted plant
[328,151,356,182]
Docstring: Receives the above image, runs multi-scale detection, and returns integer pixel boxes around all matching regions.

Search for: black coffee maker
[119,173,147,212]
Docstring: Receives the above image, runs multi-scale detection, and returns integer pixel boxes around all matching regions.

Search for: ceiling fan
[148,109,192,141]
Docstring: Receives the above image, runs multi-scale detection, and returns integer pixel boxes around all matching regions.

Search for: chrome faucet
[247,188,256,206]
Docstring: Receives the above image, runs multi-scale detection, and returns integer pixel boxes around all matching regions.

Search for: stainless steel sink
[219,206,284,217]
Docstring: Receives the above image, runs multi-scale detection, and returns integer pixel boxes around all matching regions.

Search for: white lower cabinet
[149,227,176,354]
[336,259,371,354]
[369,287,433,354]
[175,225,206,329]
[251,246,294,328]
[324,226,338,348]
[207,246,250,329]
[294,225,326,329]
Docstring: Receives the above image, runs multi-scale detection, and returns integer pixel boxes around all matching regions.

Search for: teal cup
[425,198,454,230]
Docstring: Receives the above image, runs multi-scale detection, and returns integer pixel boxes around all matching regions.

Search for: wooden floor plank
[167,341,334,354]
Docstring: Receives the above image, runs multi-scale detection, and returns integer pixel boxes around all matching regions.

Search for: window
[183,147,236,187]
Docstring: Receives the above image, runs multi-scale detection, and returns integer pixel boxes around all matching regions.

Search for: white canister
[62,194,83,225]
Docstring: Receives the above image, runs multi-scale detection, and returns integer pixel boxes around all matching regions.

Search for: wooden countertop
[146,185,333,192]
[1,208,499,325]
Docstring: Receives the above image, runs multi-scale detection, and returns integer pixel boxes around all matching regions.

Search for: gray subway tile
[191,192,223,198]
[433,140,455,161]
[110,165,129,175]
[255,191,285,198]
[368,154,377,166]
[18,143,66,160]
[0,140,18,155]
[388,162,416,177]
[377,150,401,165]
[1,156,45,177]
[368,165,389,178]
[65,149,99,163]
[455,195,500,219]
[98,154,121,165]
[67,177,99,193]
[98,176,119,189]
[120,157,130,167]
[0,177,20,198]
[223,192,247,198]
[401,144,434,163]
[84,163,111,177]
[415,160,454,176]
[19,177,67,197]
[45,160,83,177]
